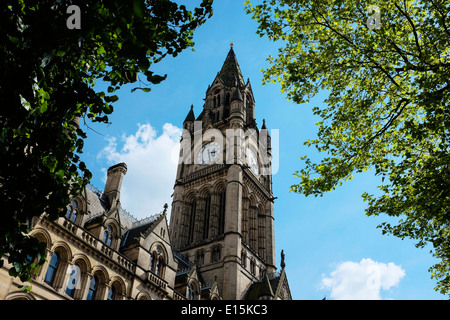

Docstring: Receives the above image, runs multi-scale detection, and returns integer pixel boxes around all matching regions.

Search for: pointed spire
[218,45,245,87]
[184,105,195,123]
[261,119,267,129]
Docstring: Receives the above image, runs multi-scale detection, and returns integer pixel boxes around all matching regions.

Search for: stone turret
[103,162,127,208]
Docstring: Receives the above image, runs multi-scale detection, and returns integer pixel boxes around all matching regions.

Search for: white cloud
[98,122,182,220]
[321,258,405,300]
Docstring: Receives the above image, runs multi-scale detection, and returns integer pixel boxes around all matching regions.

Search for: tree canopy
[245,0,450,294]
[0,0,213,290]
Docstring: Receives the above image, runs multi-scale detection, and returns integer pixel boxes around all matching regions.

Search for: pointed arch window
[156,257,163,276]
[102,225,114,247]
[218,191,226,235]
[241,250,247,268]
[258,214,266,260]
[187,282,199,300]
[202,195,211,240]
[196,250,205,266]
[249,206,258,251]
[250,259,256,275]
[188,200,197,243]
[188,283,195,300]
[149,246,165,278]
[149,252,156,272]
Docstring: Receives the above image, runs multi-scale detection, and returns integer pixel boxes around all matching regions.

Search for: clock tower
[169,45,277,300]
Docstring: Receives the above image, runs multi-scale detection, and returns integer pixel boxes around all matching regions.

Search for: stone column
[81,273,93,300]
[222,164,243,299]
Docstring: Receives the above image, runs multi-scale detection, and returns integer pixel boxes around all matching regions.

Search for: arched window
[188,200,197,243]
[218,191,226,235]
[196,250,205,266]
[44,252,59,286]
[258,214,266,260]
[149,252,156,272]
[155,257,161,275]
[241,250,247,268]
[102,225,114,247]
[86,275,98,300]
[202,195,211,240]
[107,286,116,300]
[249,206,258,251]
[250,259,256,275]
[187,283,197,300]
[65,264,81,297]
[65,200,79,223]
[149,246,165,277]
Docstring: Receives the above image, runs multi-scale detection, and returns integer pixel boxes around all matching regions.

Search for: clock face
[246,147,259,175]
[197,141,221,164]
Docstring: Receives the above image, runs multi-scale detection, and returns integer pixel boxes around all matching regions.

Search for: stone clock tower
[169,45,280,300]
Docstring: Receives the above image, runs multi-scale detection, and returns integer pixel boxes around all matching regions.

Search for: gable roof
[243,269,292,300]
[120,213,162,247]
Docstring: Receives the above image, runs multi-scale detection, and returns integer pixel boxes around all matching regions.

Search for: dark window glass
[107,286,116,300]
[86,275,98,300]
[44,252,59,286]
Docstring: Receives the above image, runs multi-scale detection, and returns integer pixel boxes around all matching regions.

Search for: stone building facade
[0,47,291,300]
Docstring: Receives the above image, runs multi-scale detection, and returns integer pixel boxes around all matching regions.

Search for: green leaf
[0,0,212,289]
[8,36,20,44]
[97,46,106,55]
[247,0,450,295]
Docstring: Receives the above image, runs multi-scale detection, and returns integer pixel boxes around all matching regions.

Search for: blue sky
[81,1,446,299]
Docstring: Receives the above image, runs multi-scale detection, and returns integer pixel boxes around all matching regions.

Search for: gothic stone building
[0,47,292,301]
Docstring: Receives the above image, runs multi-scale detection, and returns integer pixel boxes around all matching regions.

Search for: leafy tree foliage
[0,0,212,290]
[246,0,450,294]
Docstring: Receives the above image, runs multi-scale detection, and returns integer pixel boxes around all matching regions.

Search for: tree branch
[395,1,423,61]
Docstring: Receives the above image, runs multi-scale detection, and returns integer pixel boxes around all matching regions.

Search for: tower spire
[218,45,245,87]
[184,105,195,123]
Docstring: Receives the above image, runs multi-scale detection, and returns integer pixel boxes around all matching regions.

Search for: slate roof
[218,47,245,88]
[85,185,108,218]
[184,105,195,122]
[120,214,161,247]
[243,272,284,300]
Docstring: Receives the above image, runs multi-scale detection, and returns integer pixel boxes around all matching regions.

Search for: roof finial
[261,119,267,129]
[230,42,234,48]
